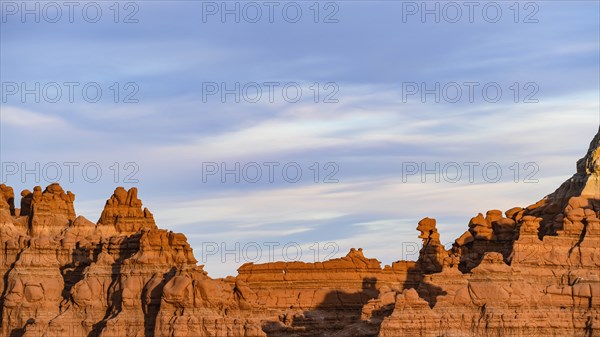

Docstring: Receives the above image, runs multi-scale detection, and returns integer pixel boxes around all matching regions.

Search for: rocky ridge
[0,127,597,337]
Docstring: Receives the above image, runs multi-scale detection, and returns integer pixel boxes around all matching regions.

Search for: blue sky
[1,0,599,277]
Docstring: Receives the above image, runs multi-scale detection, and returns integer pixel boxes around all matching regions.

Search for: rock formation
[377,126,600,337]
[0,126,597,337]
[98,187,156,234]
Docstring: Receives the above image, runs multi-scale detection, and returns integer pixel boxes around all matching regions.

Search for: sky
[0,0,599,277]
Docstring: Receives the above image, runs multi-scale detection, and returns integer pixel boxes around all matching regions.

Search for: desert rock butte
[0,127,598,337]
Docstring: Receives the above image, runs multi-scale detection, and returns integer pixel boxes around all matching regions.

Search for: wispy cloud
[1,106,70,129]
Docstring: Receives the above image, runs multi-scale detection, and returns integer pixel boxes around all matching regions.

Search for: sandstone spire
[98,187,157,234]
[576,125,600,198]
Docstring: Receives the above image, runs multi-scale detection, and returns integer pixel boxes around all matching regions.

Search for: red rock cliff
[0,127,597,337]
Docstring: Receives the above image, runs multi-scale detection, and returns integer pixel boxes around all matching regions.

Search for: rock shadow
[88,233,142,337]
[263,277,391,337]
[400,263,447,309]
[60,243,92,301]
[142,267,176,337]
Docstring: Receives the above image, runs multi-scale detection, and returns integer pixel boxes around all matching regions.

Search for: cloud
[157,173,568,277]
[0,106,70,129]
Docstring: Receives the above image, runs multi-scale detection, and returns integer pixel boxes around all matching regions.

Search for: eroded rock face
[0,127,597,337]
[0,185,271,337]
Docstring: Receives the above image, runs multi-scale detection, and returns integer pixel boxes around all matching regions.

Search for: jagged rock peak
[0,184,15,215]
[577,125,600,175]
[98,186,157,234]
[23,183,76,237]
[417,217,440,243]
